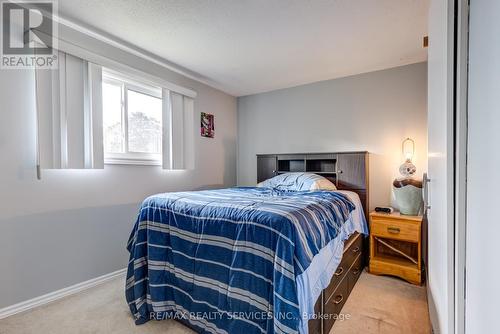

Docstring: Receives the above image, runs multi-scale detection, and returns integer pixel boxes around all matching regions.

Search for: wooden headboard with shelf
[256,151,369,218]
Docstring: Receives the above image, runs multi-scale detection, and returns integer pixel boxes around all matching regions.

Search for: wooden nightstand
[369,211,423,285]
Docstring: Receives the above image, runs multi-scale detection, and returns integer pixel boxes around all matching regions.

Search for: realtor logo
[1,0,58,69]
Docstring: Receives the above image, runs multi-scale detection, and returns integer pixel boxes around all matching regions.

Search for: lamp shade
[402,138,415,162]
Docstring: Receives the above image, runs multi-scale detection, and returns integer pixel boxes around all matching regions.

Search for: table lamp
[393,138,423,215]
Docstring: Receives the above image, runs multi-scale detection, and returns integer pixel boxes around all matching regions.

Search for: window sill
[104,158,161,166]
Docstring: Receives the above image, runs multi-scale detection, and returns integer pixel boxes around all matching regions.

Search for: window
[102,70,163,165]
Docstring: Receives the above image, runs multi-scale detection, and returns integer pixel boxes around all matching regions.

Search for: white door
[426,0,455,333]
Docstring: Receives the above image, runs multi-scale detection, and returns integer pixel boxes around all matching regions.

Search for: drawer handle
[387,226,400,234]
[352,246,360,253]
[333,294,344,305]
[352,268,360,275]
[334,267,344,276]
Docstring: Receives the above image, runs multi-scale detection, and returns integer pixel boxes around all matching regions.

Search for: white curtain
[161,88,172,169]
[35,51,104,170]
[162,90,194,170]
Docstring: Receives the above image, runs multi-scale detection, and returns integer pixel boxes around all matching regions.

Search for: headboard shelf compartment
[278,159,305,173]
[306,157,337,174]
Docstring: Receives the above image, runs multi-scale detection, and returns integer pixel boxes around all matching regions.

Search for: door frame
[454,0,469,333]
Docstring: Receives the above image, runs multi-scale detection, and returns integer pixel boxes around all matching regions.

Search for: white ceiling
[58,0,429,97]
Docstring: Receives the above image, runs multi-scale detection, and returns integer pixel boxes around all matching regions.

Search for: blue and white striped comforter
[126,187,356,334]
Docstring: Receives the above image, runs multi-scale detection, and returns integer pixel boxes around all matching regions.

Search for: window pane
[127,90,162,154]
[102,82,124,153]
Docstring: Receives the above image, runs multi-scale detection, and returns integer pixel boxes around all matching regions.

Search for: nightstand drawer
[371,219,420,242]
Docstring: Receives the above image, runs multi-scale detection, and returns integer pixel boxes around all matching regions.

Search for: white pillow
[257,172,337,191]
[308,177,338,191]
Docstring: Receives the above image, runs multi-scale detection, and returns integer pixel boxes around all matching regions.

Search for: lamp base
[393,178,423,215]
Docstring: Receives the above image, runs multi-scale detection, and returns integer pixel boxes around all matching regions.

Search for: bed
[126,151,369,334]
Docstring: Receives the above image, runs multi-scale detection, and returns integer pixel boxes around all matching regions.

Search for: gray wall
[0,24,237,308]
[237,62,427,210]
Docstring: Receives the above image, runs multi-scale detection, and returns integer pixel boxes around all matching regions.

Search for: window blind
[162,90,194,170]
[35,50,104,170]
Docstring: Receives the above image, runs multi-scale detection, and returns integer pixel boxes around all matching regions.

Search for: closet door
[336,153,367,190]
[256,155,277,183]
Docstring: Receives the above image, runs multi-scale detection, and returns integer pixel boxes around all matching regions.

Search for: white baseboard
[0,268,126,320]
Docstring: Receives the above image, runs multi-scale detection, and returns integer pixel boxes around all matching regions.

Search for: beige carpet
[0,271,430,334]
[331,272,430,334]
